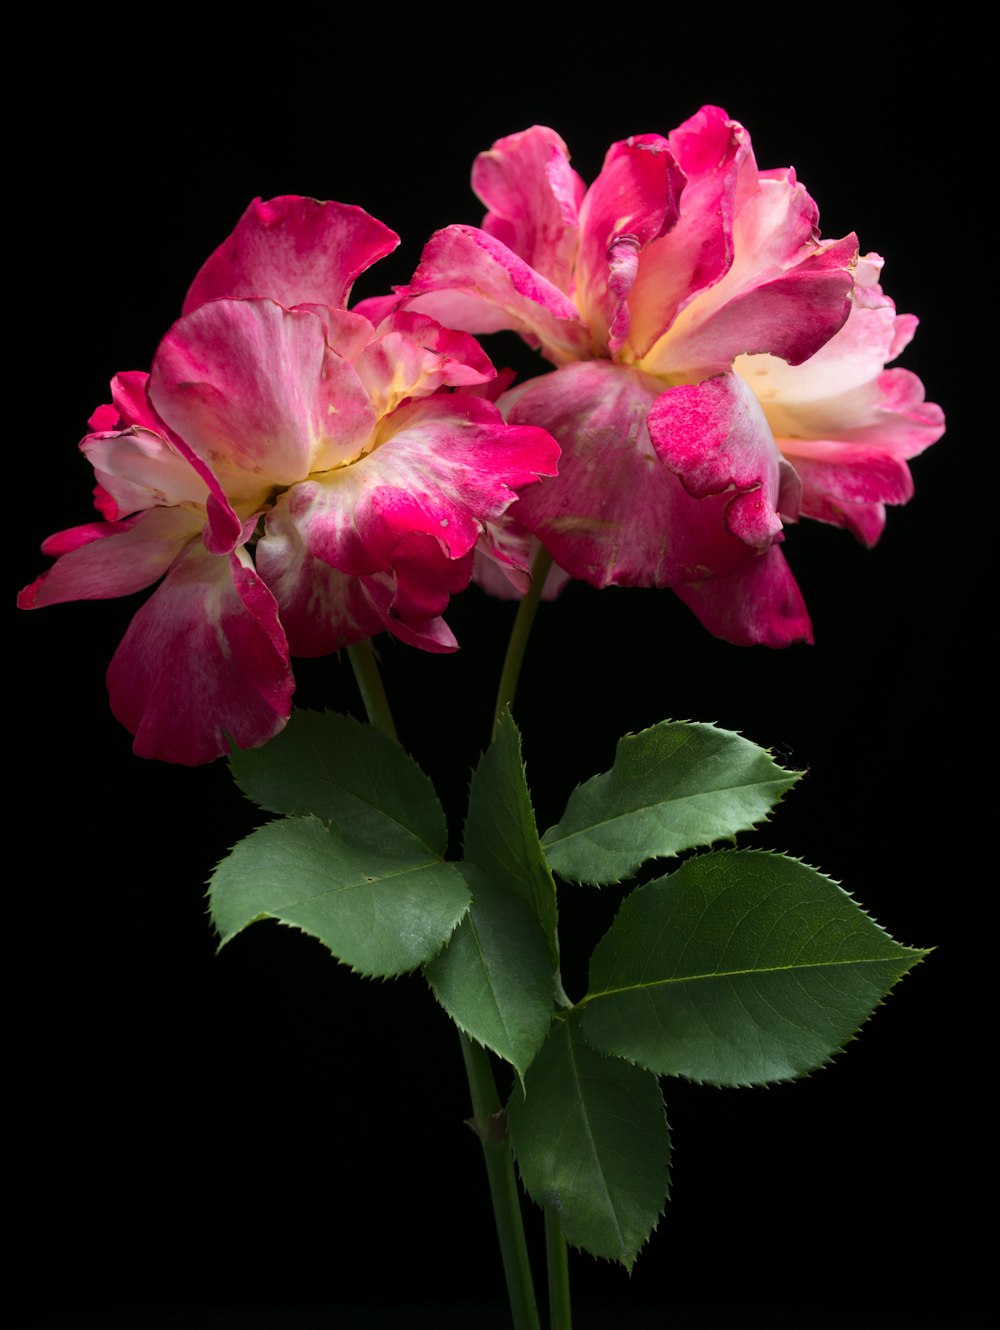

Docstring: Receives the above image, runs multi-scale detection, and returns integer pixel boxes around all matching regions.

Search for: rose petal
[150,299,377,494]
[626,107,751,358]
[674,546,813,646]
[82,425,212,517]
[107,541,293,765]
[473,125,586,294]
[507,361,758,587]
[18,506,203,608]
[646,371,785,552]
[404,225,591,365]
[353,312,495,416]
[575,134,685,354]
[183,195,399,314]
[641,167,856,379]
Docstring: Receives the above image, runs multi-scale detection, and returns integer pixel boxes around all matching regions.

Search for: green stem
[347,639,399,743]
[493,545,553,735]
[460,1032,541,1330]
[348,640,540,1330]
[544,1206,572,1330]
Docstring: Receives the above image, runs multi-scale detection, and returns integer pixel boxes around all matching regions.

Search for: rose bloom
[375,107,944,644]
[20,198,559,763]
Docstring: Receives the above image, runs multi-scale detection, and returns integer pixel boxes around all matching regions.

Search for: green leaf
[580,849,928,1085]
[541,720,801,885]
[209,815,470,978]
[229,710,447,857]
[507,1019,670,1267]
[464,709,558,960]
[425,872,555,1080]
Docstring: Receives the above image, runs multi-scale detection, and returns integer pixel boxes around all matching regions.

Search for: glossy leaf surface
[580,850,927,1084]
[508,1019,670,1267]
[542,720,800,885]
[425,872,555,1079]
[209,815,469,977]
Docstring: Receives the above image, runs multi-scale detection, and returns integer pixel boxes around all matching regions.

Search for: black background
[12,10,986,1327]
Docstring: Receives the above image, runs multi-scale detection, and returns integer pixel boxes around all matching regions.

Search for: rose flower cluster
[20,108,943,763]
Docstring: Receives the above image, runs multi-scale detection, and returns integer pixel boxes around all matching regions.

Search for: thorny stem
[461,1033,542,1330]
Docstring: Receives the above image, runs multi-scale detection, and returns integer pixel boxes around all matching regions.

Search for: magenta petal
[281,395,558,574]
[473,125,586,294]
[405,225,591,365]
[19,507,202,608]
[354,313,495,414]
[352,292,405,326]
[776,439,914,546]
[575,134,685,353]
[379,310,495,382]
[150,299,377,491]
[258,394,557,653]
[628,108,751,357]
[107,542,293,765]
[641,159,857,380]
[295,305,377,364]
[508,361,757,587]
[183,195,399,314]
[254,501,385,655]
[258,488,468,657]
[674,547,813,647]
[647,372,784,552]
[473,520,570,601]
[82,425,212,517]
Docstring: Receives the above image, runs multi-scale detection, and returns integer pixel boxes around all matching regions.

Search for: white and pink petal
[18,506,203,609]
[506,361,765,588]
[646,371,787,552]
[150,299,377,493]
[404,225,591,365]
[107,541,293,765]
[473,125,585,294]
[183,195,399,314]
[640,166,856,379]
[574,134,685,355]
[626,107,751,358]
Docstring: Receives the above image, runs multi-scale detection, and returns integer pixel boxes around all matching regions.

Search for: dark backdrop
[12,11,985,1327]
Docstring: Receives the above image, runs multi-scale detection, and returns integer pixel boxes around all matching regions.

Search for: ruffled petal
[732,253,944,545]
[674,546,813,647]
[353,311,495,416]
[404,225,591,365]
[641,166,856,379]
[473,125,585,293]
[626,107,752,358]
[81,426,212,517]
[107,541,293,765]
[507,361,759,587]
[575,134,685,355]
[253,500,386,654]
[18,506,203,608]
[646,371,785,553]
[257,394,557,650]
[183,195,399,314]
[150,299,377,494]
[735,323,944,460]
[274,394,558,571]
[472,519,570,600]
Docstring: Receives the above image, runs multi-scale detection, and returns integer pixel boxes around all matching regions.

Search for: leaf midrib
[543,774,792,850]
[582,950,919,1003]
[251,854,451,915]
